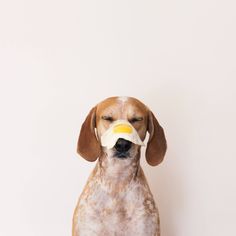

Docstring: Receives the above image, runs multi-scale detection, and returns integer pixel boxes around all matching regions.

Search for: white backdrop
[0,0,236,235]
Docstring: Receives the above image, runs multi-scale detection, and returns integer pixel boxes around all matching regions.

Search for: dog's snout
[114,138,132,153]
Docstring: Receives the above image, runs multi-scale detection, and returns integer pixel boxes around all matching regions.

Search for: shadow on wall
[142,155,185,236]
[141,87,190,236]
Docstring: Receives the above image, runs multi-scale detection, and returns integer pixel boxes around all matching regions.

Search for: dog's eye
[129,117,143,123]
[101,116,113,122]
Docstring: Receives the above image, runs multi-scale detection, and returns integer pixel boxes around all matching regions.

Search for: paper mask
[101,120,145,149]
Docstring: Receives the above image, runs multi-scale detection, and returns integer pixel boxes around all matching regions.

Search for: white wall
[0,0,235,235]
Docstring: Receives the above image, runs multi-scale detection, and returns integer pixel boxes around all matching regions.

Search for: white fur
[73,153,160,236]
[118,96,129,103]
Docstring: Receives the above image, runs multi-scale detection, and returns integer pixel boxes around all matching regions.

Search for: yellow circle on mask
[113,124,132,134]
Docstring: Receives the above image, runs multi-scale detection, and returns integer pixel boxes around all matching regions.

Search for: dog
[73,96,167,236]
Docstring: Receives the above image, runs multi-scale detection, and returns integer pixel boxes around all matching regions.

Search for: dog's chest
[76,179,159,236]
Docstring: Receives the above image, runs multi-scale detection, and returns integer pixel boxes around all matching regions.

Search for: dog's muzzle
[113,138,132,158]
[101,120,144,153]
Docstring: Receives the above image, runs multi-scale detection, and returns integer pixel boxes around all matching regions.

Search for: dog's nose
[114,138,132,153]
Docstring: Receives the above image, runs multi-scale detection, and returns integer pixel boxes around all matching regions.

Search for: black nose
[114,138,132,153]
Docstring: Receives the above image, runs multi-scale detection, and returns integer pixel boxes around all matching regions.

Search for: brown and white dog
[73,96,167,236]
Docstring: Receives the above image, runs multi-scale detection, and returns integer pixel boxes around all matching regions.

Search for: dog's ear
[77,106,101,162]
[146,111,167,166]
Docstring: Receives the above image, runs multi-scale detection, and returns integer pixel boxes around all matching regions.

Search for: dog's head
[77,96,167,166]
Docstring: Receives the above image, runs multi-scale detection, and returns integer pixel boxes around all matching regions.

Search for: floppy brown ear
[77,106,101,162]
[146,111,167,166]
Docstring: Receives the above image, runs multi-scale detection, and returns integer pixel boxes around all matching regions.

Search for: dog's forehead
[96,97,148,115]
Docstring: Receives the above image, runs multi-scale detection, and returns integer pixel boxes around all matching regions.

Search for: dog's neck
[95,152,141,194]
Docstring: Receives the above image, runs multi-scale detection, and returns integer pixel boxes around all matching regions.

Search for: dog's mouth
[113,151,130,159]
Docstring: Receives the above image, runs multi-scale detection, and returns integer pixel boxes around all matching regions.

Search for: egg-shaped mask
[101,120,145,149]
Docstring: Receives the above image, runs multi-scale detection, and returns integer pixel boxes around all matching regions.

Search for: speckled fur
[73,97,165,236]
[73,153,160,236]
